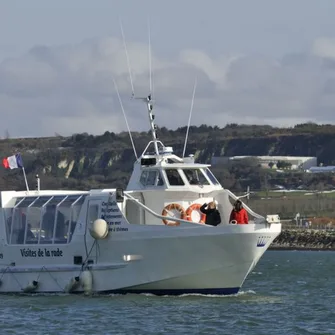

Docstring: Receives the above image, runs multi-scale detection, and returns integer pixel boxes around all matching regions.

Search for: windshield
[182,169,210,185]
[204,168,220,185]
[165,169,184,186]
[140,170,164,186]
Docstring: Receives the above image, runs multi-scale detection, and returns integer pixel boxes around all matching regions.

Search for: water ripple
[0,251,334,334]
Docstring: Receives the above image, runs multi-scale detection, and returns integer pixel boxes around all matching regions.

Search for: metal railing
[123,192,207,226]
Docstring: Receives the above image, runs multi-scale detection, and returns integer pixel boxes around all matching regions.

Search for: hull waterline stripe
[0,287,240,296]
[109,287,240,296]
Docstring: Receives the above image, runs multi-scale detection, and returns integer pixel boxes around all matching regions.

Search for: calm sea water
[0,251,334,335]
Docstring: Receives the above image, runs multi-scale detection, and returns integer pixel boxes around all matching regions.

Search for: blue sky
[1,0,335,137]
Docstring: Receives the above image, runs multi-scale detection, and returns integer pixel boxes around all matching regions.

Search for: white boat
[0,92,281,295]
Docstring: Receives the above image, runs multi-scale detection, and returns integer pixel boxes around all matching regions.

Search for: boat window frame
[181,168,210,186]
[6,194,87,245]
[204,168,220,185]
[139,169,164,187]
[165,168,185,186]
[9,197,26,244]
[51,195,69,243]
[37,196,56,244]
[23,196,42,244]
[66,195,85,243]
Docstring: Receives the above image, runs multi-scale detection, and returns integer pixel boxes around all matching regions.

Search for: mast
[146,18,159,156]
[119,18,159,156]
[146,94,159,155]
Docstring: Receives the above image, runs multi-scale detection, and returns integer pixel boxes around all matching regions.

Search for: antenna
[148,18,153,96]
[113,78,138,159]
[119,18,135,97]
[182,77,197,158]
[118,18,159,156]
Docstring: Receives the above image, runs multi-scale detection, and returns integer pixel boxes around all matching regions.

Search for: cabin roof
[141,163,210,169]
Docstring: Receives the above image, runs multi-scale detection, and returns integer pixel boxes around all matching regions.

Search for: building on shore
[211,156,317,170]
[307,166,335,173]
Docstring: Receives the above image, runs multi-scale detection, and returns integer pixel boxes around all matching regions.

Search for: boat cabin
[124,140,227,226]
[126,141,222,191]
[1,191,87,245]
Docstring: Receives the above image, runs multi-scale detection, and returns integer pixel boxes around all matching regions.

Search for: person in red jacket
[229,200,249,224]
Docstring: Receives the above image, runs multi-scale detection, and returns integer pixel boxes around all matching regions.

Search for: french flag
[2,153,24,169]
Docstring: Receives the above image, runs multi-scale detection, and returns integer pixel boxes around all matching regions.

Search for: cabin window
[4,208,14,243]
[182,169,210,186]
[140,170,164,186]
[67,196,86,242]
[38,196,68,243]
[6,194,87,245]
[9,197,39,245]
[88,204,99,225]
[27,196,59,244]
[204,168,220,185]
[165,169,184,186]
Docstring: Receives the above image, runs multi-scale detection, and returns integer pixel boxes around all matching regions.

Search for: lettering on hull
[257,236,271,247]
[101,200,129,232]
[109,227,129,232]
[20,248,64,258]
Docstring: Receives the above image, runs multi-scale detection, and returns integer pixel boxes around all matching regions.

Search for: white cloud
[312,37,335,59]
[1,35,335,138]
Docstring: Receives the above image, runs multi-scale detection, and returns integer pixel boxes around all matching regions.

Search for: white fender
[65,276,80,293]
[23,280,39,293]
[89,219,109,239]
[80,270,93,295]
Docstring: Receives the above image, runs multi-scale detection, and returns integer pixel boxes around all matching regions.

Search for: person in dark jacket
[229,200,249,224]
[200,201,221,226]
[17,223,35,244]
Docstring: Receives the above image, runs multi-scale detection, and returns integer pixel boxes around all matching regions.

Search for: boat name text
[20,248,63,258]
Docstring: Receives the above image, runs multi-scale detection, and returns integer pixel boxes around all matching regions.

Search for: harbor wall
[270,227,335,251]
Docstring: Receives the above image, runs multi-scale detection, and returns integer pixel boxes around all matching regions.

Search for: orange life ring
[185,203,206,224]
[162,203,186,226]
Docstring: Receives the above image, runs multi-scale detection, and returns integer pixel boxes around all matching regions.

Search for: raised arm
[200,203,208,214]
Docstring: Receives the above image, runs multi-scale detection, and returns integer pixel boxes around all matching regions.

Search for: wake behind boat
[0,92,281,295]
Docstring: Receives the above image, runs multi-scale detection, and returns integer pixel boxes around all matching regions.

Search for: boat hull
[0,223,280,294]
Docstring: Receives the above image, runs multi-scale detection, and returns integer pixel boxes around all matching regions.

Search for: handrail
[224,189,265,220]
[123,192,207,226]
